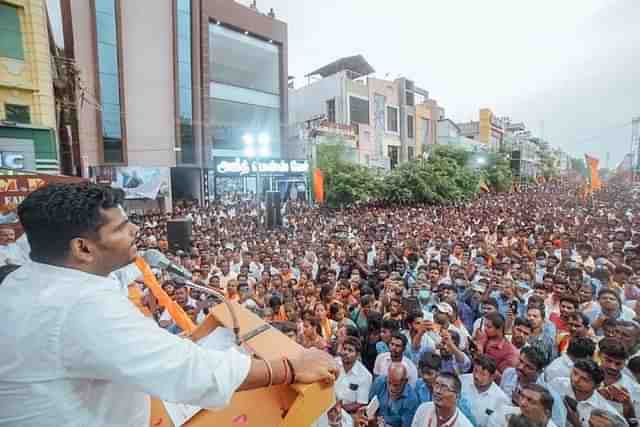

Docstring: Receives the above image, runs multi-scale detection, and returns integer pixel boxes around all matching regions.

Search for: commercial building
[457,108,504,151]
[289,55,440,170]
[60,0,292,206]
[0,0,59,173]
[437,118,486,152]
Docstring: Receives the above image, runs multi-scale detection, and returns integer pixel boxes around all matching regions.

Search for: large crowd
[7,180,638,427]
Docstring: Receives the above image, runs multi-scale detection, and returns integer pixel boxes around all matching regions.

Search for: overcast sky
[49,0,640,166]
[243,0,639,166]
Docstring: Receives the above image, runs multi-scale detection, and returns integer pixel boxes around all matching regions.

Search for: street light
[476,157,486,166]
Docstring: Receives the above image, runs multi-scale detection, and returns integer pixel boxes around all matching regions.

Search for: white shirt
[335,358,372,405]
[0,261,251,427]
[411,402,474,427]
[544,354,574,383]
[600,373,640,419]
[548,377,617,427]
[459,374,511,427]
[0,234,31,265]
[487,405,558,427]
[373,353,418,387]
[312,408,353,427]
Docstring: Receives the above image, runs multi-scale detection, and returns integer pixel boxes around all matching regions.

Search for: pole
[256,155,261,228]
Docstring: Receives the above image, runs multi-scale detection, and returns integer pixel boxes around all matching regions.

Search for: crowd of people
[5,180,639,427]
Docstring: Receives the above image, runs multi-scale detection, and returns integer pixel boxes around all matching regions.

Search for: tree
[316,137,382,207]
[483,153,513,192]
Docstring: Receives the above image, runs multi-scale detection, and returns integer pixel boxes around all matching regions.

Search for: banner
[0,169,84,227]
[91,166,171,200]
[313,168,324,204]
[585,154,602,192]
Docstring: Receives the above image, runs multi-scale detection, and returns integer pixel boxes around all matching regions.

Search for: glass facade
[95,0,123,163]
[0,3,24,60]
[209,24,281,159]
[176,0,195,163]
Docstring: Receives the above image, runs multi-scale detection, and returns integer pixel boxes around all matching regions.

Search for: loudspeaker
[167,218,192,252]
[265,191,282,229]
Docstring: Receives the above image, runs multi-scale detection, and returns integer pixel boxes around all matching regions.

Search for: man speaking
[0,183,337,426]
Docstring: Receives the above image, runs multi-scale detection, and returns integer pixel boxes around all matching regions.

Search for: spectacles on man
[433,381,456,394]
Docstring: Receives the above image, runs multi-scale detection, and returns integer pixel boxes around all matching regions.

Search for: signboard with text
[0,169,84,227]
[214,157,309,176]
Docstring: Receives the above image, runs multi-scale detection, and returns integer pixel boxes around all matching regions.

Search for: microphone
[142,249,193,281]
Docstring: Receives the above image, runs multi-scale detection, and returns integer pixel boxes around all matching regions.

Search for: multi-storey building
[289,55,441,170]
[0,0,59,173]
[61,0,292,206]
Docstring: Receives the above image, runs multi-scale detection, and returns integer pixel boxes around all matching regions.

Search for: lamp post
[243,132,270,227]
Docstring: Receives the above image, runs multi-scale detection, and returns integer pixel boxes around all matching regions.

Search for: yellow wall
[414,104,431,155]
[0,0,56,129]
[479,108,492,144]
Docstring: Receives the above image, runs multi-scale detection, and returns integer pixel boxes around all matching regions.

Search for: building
[60,0,293,206]
[437,118,486,152]
[457,108,504,151]
[289,55,439,170]
[0,0,59,173]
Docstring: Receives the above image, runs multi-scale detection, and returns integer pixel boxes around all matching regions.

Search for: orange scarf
[134,257,196,334]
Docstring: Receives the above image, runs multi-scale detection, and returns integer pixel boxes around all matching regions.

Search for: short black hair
[521,383,554,417]
[574,359,604,386]
[390,332,408,350]
[19,183,125,263]
[382,319,400,332]
[567,337,596,360]
[342,336,362,353]
[418,352,442,373]
[521,346,547,371]
[628,356,640,375]
[475,355,498,375]
[513,317,533,331]
[599,337,630,360]
[485,312,506,332]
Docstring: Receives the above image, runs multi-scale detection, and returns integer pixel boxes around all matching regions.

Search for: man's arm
[62,289,335,409]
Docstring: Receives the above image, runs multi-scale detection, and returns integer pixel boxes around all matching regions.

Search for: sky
[48,0,640,166]
[243,0,640,166]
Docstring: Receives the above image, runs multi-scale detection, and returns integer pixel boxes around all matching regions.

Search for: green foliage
[483,153,513,193]
[317,141,518,207]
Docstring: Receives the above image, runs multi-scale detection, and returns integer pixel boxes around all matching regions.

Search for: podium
[149,301,334,427]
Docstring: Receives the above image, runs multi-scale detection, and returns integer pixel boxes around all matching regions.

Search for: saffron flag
[134,257,196,334]
[585,154,602,192]
[313,168,324,203]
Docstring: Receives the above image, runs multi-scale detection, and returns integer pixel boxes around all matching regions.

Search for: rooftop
[305,54,375,79]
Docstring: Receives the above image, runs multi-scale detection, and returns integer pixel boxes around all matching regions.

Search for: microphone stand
[182,278,242,345]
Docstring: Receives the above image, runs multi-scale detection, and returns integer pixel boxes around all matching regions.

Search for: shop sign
[215,158,309,176]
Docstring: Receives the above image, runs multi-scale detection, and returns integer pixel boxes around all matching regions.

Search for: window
[177,0,194,163]
[407,146,414,161]
[405,91,414,107]
[407,115,414,139]
[386,106,398,132]
[5,104,30,124]
[349,96,369,125]
[388,145,399,169]
[209,98,280,152]
[209,24,280,95]
[0,3,24,60]
[95,0,123,163]
[326,98,335,122]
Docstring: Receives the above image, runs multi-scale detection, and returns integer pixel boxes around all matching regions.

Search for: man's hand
[289,348,339,385]
[599,385,636,419]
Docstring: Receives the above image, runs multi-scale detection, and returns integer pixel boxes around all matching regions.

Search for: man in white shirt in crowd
[544,337,595,383]
[487,383,558,427]
[0,183,337,427]
[374,332,419,387]
[549,359,617,427]
[597,337,640,420]
[460,355,510,427]
[587,408,628,427]
[412,372,474,427]
[335,336,372,414]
